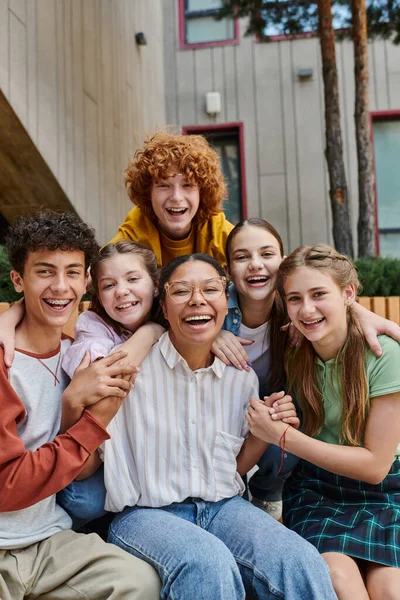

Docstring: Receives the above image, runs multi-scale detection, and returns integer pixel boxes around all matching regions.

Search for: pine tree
[352,0,374,257]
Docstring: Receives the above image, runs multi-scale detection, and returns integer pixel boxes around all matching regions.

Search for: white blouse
[102,332,260,511]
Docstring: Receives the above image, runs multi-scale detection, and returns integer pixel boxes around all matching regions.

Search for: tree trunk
[353,0,375,257]
[318,0,354,257]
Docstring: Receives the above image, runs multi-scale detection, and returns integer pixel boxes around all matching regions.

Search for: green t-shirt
[314,335,400,454]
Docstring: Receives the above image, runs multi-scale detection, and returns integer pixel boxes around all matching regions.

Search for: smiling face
[227,225,283,304]
[150,173,200,240]
[11,249,87,332]
[98,253,157,332]
[284,266,355,360]
[161,260,228,352]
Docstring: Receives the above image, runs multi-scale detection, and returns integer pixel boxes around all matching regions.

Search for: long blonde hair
[278,244,368,446]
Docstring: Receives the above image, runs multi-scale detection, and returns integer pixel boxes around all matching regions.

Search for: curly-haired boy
[0,209,160,599]
[109,131,233,265]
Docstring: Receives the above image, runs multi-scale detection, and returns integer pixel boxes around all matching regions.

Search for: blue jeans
[108,496,337,600]
[56,466,107,530]
[249,444,300,502]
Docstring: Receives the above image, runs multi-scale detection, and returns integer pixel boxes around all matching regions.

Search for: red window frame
[178,0,240,50]
[370,109,400,256]
[182,122,248,220]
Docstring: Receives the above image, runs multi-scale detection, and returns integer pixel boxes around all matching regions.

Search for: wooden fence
[1,298,400,338]
[358,296,400,324]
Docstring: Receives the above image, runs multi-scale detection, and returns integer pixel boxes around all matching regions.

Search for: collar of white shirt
[159,332,226,379]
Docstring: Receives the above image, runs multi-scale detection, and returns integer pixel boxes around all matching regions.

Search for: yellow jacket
[108,207,234,266]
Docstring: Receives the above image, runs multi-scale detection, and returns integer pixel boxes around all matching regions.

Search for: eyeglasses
[164,277,226,304]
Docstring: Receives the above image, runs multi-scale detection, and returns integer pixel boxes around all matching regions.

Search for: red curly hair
[125,131,227,222]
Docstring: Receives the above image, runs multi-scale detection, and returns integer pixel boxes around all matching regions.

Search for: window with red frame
[181,0,236,46]
[373,115,400,258]
[184,125,246,224]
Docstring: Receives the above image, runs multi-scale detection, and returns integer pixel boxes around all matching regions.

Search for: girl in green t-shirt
[246,244,400,600]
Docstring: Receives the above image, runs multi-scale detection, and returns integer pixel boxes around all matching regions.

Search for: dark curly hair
[6,209,99,274]
[125,131,228,223]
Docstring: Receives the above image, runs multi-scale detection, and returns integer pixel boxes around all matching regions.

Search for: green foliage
[366,0,400,43]
[218,1,400,43]
[0,246,21,303]
[355,257,400,297]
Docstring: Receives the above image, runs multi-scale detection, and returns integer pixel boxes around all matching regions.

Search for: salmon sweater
[0,340,109,548]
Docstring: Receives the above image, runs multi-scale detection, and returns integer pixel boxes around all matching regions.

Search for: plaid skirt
[283,458,400,567]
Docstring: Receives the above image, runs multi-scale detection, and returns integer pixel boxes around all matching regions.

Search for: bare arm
[237,392,299,475]
[114,322,165,365]
[354,302,400,357]
[0,300,24,367]
[212,330,253,370]
[247,392,400,484]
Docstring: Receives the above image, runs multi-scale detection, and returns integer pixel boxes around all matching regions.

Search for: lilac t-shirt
[62,311,131,378]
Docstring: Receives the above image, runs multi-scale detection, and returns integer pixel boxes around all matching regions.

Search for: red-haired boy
[109,131,233,266]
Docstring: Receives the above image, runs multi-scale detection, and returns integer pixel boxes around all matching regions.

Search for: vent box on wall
[206,92,221,115]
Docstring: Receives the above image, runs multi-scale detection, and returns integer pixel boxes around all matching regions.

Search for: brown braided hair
[278,244,367,446]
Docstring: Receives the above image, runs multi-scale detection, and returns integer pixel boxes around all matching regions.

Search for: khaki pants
[0,530,160,599]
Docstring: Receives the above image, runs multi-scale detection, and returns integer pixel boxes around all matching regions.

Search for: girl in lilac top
[63,240,164,378]
[58,240,165,526]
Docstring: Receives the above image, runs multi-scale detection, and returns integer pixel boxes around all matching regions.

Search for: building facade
[0,0,166,243]
[164,0,400,256]
[1,0,399,255]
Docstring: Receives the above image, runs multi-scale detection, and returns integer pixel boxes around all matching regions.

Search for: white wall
[0,0,166,243]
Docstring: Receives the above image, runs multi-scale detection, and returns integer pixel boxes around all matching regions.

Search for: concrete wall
[163,0,400,254]
[0,0,166,243]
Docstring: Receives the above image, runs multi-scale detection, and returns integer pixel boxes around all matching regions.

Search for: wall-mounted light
[297,68,313,80]
[135,32,147,46]
[206,92,221,116]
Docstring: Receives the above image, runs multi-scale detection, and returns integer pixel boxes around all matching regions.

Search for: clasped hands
[246,391,299,445]
[61,350,138,430]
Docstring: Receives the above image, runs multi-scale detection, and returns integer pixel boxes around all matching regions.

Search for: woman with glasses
[101,253,337,600]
